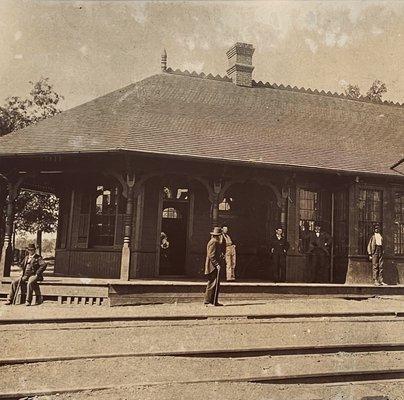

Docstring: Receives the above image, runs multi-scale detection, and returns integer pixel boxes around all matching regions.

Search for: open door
[159,187,189,276]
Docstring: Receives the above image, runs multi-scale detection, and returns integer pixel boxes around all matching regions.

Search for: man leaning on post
[204,227,224,306]
[5,243,47,306]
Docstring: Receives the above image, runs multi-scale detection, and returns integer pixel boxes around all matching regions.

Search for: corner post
[0,180,21,277]
[211,180,222,228]
[120,172,135,281]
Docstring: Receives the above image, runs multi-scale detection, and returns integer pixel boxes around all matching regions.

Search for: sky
[0,0,403,110]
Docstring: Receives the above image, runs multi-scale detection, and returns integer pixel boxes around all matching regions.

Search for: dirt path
[1,319,403,360]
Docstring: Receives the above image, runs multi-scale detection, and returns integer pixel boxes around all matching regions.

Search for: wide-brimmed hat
[26,243,36,251]
[210,227,222,236]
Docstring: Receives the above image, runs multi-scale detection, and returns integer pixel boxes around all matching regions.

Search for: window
[163,187,189,200]
[394,192,404,255]
[298,189,321,253]
[334,191,348,256]
[358,189,383,254]
[89,185,122,246]
[219,197,233,211]
[162,207,181,219]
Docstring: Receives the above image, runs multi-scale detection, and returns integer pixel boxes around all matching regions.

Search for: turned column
[210,180,222,228]
[120,173,135,280]
[0,182,20,277]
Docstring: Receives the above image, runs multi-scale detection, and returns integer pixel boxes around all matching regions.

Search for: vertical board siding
[56,192,70,250]
[68,250,121,278]
[54,249,70,275]
[139,180,160,277]
[187,183,211,277]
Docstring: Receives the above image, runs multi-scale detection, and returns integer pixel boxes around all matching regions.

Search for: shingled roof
[0,70,403,176]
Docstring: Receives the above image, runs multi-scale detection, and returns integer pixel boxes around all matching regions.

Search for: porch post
[120,173,135,280]
[0,182,19,277]
[211,180,222,228]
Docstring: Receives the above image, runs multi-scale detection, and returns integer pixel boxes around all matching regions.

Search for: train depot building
[0,43,403,303]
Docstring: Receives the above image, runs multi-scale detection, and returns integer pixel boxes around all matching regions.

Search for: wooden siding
[187,182,211,277]
[56,191,70,250]
[68,250,120,278]
[138,179,160,277]
[54,249,69,276]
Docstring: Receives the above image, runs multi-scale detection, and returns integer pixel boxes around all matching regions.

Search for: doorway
[159,187,189,276]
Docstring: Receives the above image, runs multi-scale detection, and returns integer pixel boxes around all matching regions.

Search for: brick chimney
[226,42,255,87]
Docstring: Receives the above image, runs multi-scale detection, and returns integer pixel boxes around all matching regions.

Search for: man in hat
[308,224,332,283]
[204,227,224,306]
[221,226,236,281]
[367,224,387,286]
[269,227,290,282]
[5,244,47,306]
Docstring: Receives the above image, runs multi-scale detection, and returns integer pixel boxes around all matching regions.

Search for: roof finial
[161,49,167,72]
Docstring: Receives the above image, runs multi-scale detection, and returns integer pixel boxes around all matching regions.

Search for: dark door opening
[159,200,188,276]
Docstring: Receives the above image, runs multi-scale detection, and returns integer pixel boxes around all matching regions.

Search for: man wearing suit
[5,243,47,306]
[367,224,387,286]
[269,227,290,282]
[204,227,224,306]
[308,225,332,283]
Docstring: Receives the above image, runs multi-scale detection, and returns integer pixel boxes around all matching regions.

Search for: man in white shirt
[222,226,236,281]
[367,225,387,286]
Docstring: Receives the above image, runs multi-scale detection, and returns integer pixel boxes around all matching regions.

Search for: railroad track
[0,309,403,325]
[0,349,403,399]
[1,312,403,399]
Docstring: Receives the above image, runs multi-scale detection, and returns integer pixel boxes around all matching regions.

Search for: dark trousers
[372,246,384,283]
[310,250,329,283]
[204,268,220,304]
[9,276,41,303]
[272,253,286,282]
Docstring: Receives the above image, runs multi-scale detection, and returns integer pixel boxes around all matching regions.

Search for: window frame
[88,184,124,248]
[357,188,383,255]
[394,191,404,256]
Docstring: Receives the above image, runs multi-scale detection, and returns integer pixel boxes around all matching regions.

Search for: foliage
[344,84,361,99]
[14,190,59,234]
[15,234,56,256]
[366,80,387,102]
[0,77,63,136]
[0,78,63,238]
[343,80,387,102]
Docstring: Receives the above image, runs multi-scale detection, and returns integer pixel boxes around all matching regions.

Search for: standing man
[367,224,387,286]
[204,227,224,306]
[222,226,236,281]
[5,243,47,306]
[269,227,289,282]
[308,224,332,283]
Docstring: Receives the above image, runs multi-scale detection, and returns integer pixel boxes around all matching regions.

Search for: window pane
[90,185,119,246]
[394,192,404,255]
[298,189,321,253]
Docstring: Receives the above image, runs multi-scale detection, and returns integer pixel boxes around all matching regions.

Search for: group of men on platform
[204,224,387,306]
[3,224,386,307]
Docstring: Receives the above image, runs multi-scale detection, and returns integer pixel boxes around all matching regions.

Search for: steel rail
[1,342,403,366]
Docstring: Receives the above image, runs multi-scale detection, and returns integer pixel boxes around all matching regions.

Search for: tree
[0,77,63,136]
[0,78,63,254]
[366,80,387,102]
[344,84,361,99]
[343,80,387,102]
[14,191,59,255]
